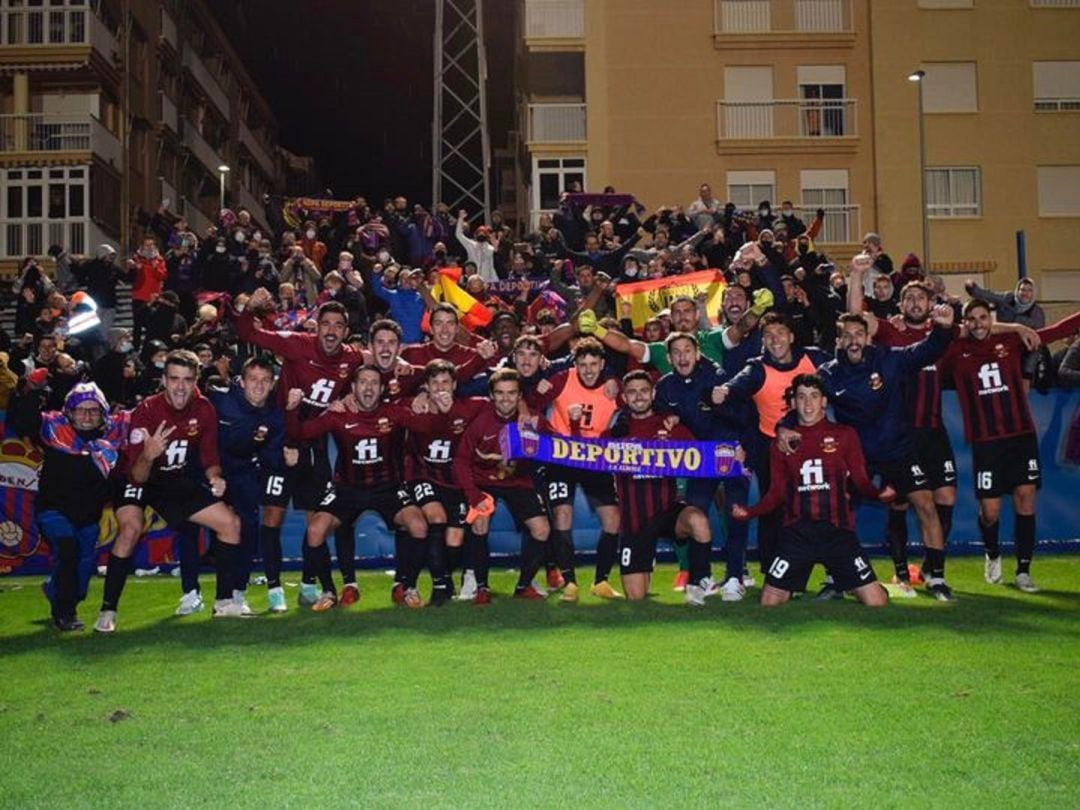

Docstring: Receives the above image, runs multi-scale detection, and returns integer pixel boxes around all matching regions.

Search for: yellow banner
[614,270,726,331]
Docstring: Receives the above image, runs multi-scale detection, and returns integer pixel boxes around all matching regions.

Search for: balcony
[713,0,854,48]
[159,92,178,135]
[715,99,858,155]
[239,120,276,178]
[0,113,121,166]
[182,123,226,176]
[160,6,177,52]
[1034,96,1080,111]
[0,5,120,66]
[2,218,89,259]
[795,204,860,244]
[527,103,586,144]
[235,183,269,230]
[524,0,584,49]
[182,48,230,118]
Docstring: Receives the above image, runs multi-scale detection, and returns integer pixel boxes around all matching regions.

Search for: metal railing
[1034,96,1080,111]
[159,92,178,134]
[527,103,587,142]
[0,113,88,152]
[796,204,859,243]
[524,0,584,38]
[181,48,230,117]
[2,219,87,259]
[183,122,226,175]
[714,0,853,33]
[0,4,119,55]
[1031,0,1080,7]
[716,99,857,138]
[239,120,276,178]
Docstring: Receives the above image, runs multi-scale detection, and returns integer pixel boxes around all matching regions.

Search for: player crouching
[733,374,894,607]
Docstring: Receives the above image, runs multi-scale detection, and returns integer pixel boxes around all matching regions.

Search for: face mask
[118,341,133,353]
[259,251,270,258]
[759,208,769,216]
[153,360,165,370]
[236,304,245,314]
[306,229,316,240]
[782,208,793,217]
[339,261,351,271]
[377,251,391,263]
[252,231,262,242]
[327,287,339,297]
[141,248,158,258]
[216,245,226,254]
[234,231,245,243]
[624,265,638,278]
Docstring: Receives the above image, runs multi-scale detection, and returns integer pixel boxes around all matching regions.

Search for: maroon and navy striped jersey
[286,403,435,487]
[940,332,1034,444]
[745,419,881,532]
[875,319,942,429]
[404,397,486,489]
[604,413,693,536]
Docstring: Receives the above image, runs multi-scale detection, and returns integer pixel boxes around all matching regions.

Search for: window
[926,167,981,217]
[1,166,89,257]
[1037,166,1080,215]
[801,169,852,242]
[798,65,847,136]
[921,62,978,113]
[1033,62,1080,111]
[727,170,775,209]
[723,66,774,137]
[531,156,586,227]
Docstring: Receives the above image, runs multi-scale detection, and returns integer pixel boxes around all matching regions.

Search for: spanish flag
[425,267,494,332]
[614,269,726,331]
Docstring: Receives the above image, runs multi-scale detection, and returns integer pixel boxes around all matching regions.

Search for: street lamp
[218,164,230,212]
[908,70,929,271]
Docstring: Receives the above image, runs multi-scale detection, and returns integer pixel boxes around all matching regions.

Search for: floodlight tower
[432,0,492,223]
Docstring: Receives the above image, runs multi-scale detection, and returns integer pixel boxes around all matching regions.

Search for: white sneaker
[984,554,1003,585]
[530,578,549,598]
[134,566,160,577]
[720,576,745,602]
[175,589,205,616]
[701,576,721,598]
[94,609,117,633]
[213,599,250,618]
[250,575,268,586]
[1015,572,1039,593]
[232,589,254,616]
[456,569,478,601]
[685,583,706,606]
[741,571,757,589]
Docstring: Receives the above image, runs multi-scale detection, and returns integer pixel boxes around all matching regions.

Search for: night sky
[211,0,515,206]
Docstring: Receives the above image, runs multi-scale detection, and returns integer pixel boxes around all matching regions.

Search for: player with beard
[232,289,366,607]
[608,371,715,604]
[812,309,955,599]
[403,360,486,604]
[527,337,621,602]
[285,366,434,609]
[733,374,894,607]
[939,300,1044,591]
[452,369,551,604]
[96,350,246,632]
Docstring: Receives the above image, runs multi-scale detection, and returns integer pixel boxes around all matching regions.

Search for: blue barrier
[279,390,1080,566]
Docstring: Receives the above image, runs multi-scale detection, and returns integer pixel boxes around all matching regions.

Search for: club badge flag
[501,424,744,479]
[614,270,726,331]
[426,267,494,332]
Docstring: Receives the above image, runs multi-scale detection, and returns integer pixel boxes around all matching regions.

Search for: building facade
[514,0,1080,305]
[0,0,287,275]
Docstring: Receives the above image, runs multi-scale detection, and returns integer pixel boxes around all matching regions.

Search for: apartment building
[515,0,1080,301]
[0,0,287,276]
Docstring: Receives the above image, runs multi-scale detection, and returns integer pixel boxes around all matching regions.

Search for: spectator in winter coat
[964,277,1046,329]
[126,237,168,349]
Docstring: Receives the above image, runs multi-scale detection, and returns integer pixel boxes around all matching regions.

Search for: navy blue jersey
[816,325,952,464]
[208,383,285,479]
[655,358,740,441]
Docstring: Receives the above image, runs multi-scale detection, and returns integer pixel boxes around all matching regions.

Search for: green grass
[2,556,1079,808]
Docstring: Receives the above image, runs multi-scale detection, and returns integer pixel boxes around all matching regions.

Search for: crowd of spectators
[2,182,1078,439]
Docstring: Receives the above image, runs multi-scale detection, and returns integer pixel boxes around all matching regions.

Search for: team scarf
[501,424,744,479]
[39,409,131,479]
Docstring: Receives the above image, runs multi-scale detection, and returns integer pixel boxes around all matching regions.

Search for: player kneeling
[608,371,714,605]
[732,374,893,607]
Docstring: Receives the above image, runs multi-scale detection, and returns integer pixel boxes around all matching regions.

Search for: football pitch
[3,555,1079,808]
